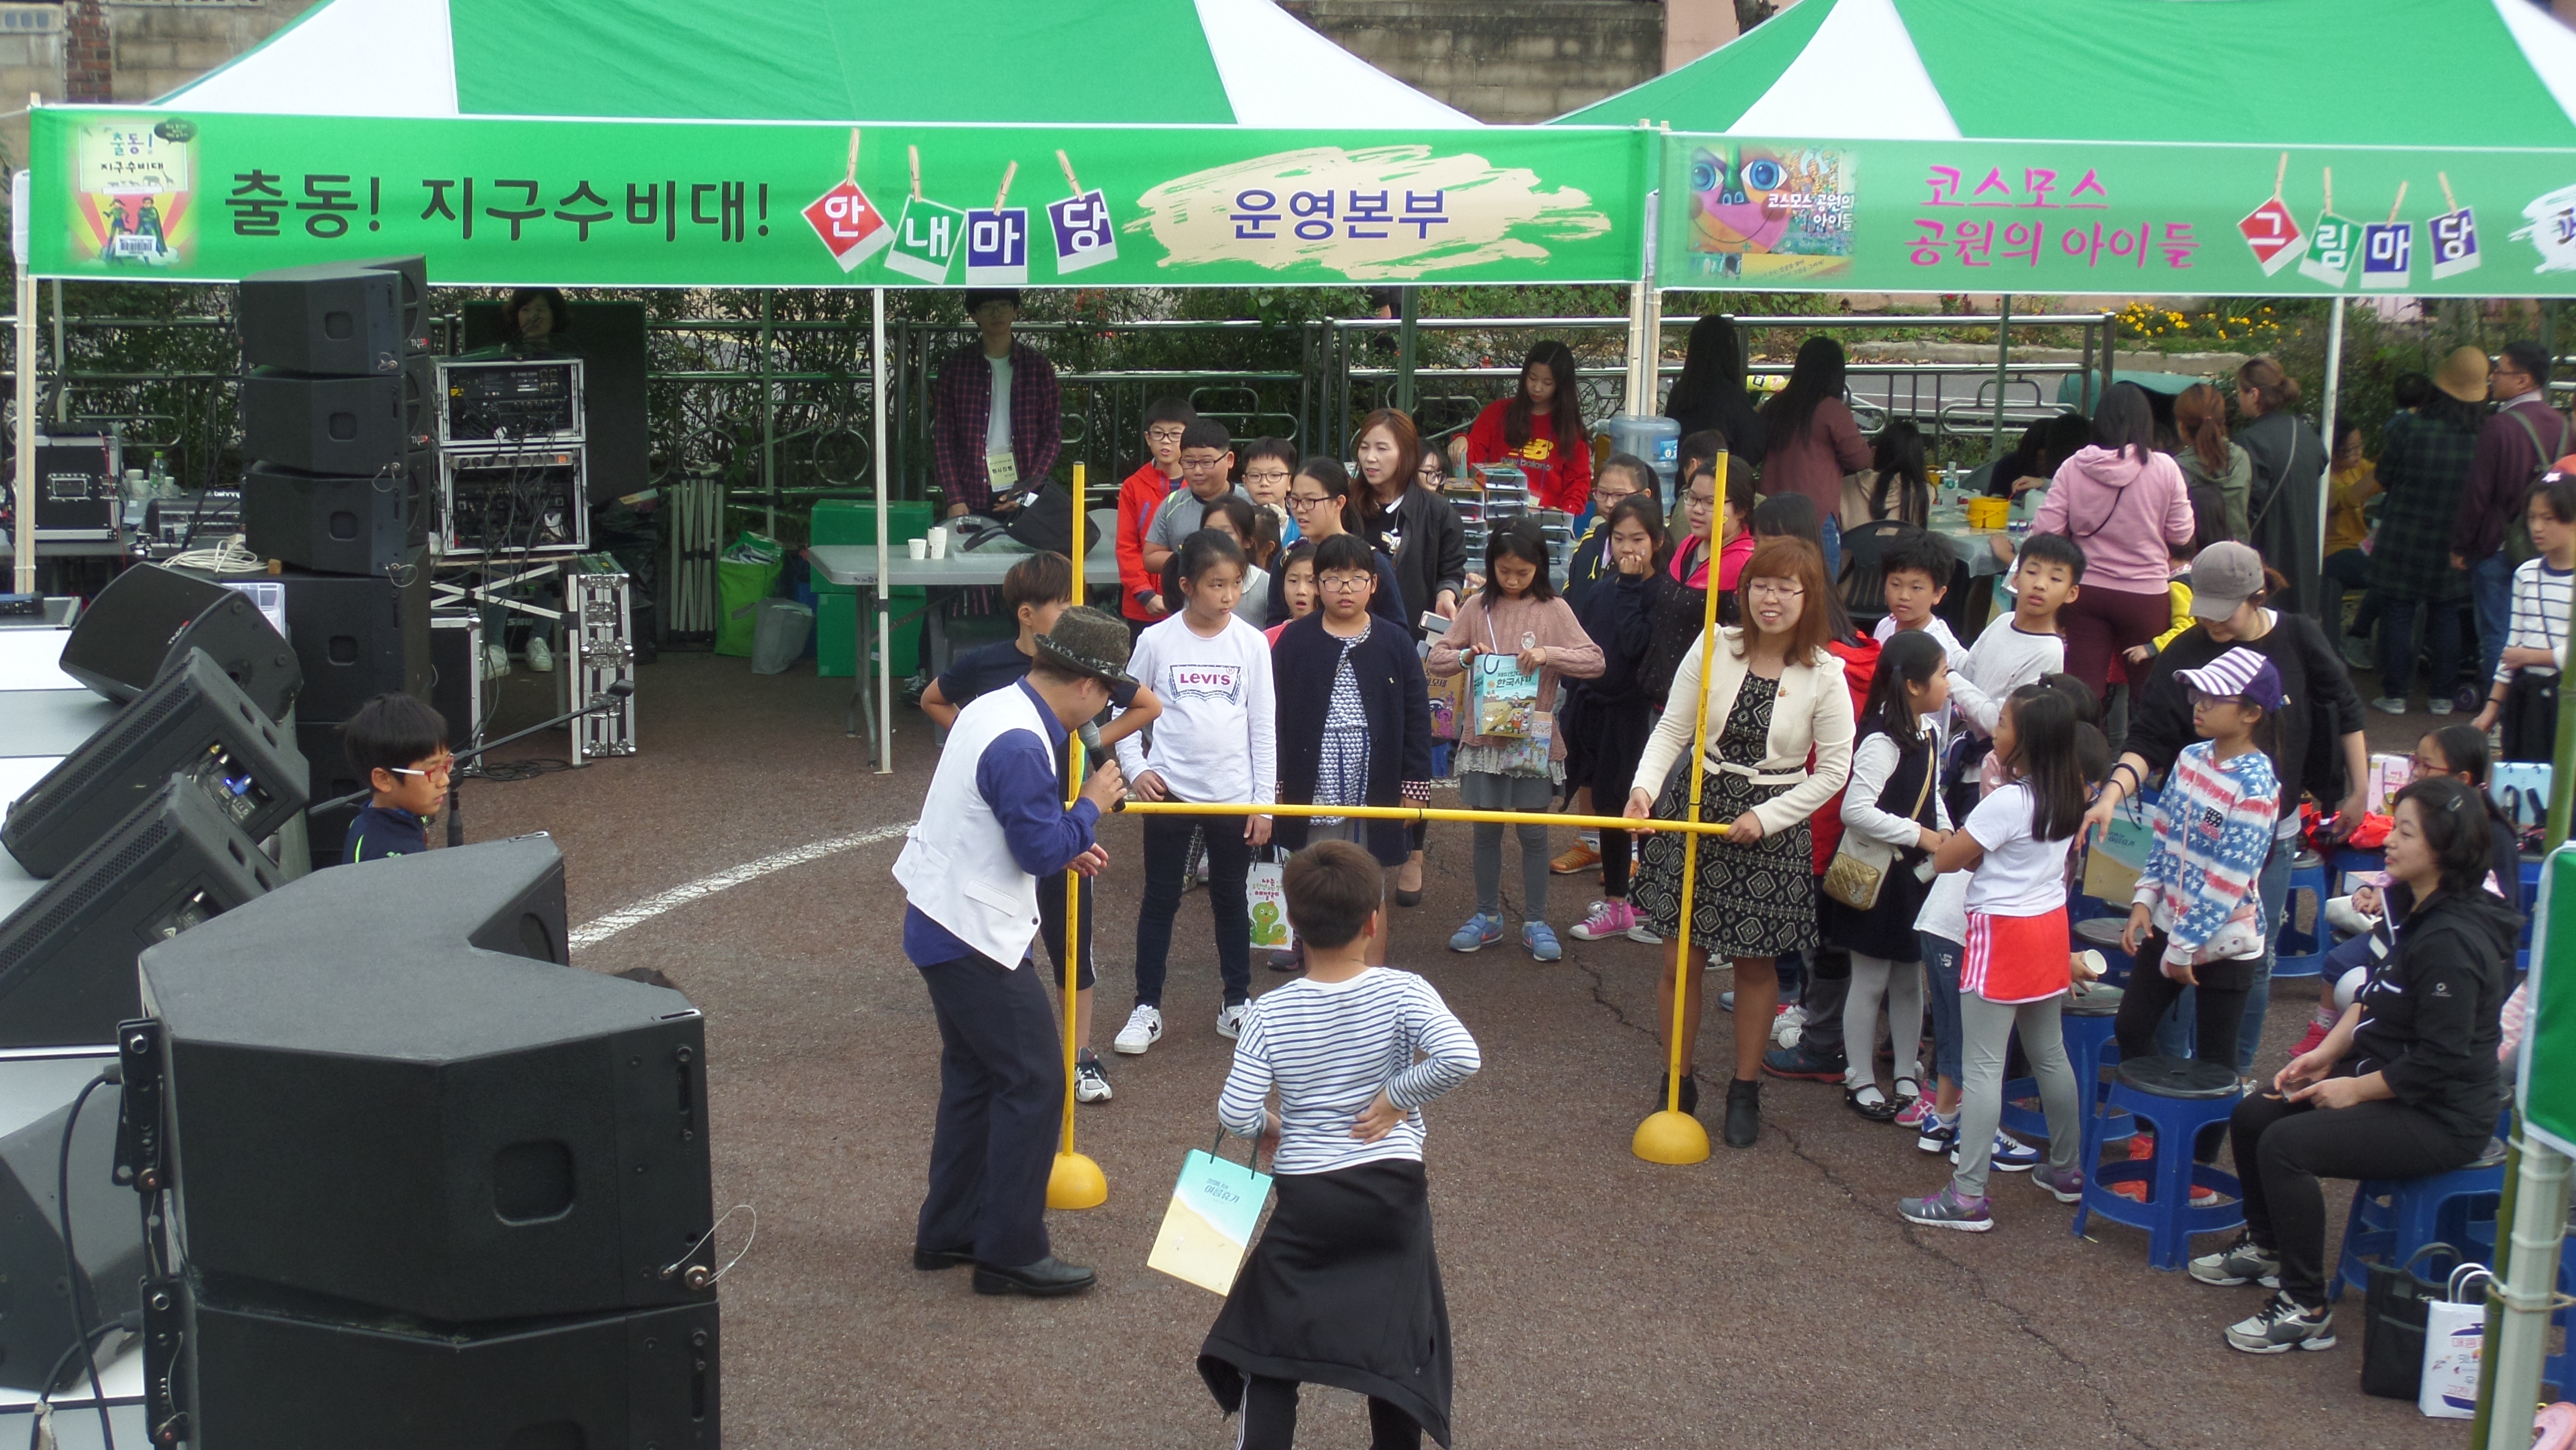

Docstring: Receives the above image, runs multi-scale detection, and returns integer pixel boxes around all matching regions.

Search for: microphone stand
[311,684,636,848]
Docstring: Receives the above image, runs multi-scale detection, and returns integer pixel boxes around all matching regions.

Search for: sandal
[1845,1083,1898,1122]
[1891,1076,1923,1110]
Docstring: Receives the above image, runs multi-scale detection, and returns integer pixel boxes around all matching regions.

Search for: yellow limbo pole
[1633,451,1728,1167]
[1049,462,1107,1211]
[1116,800,1728,838]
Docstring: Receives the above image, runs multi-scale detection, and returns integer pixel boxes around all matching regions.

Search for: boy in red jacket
[1118,397,1196,638]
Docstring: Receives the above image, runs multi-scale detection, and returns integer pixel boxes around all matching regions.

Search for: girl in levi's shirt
[1898,686,2097,1233]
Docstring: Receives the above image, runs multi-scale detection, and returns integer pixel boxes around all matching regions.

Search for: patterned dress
[1629,674,1820,959]
[1314,626,1373,824]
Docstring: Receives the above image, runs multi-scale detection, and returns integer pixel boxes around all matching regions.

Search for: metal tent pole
[1989,295,2011,456]
[10,165,32,596]
[2318,298,2346,574]
[760,288,776,537]
[1395,286,1418,416]
[873,287,891,774]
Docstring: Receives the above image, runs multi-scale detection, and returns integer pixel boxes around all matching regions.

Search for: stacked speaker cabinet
[129,835,718,1448]
[236,257,436,871]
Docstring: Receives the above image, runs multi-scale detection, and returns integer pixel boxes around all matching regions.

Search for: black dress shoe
[913,1245,974,1271]
[1654,1070,1701,1117]
[973,1256,1098,1297]
[1724,1078,1761,1149]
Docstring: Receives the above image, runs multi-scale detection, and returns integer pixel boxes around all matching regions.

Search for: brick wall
[1281,0,1664,124]
[107,0,296,104]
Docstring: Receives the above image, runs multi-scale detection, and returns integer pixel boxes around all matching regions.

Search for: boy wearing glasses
[339,692,452,863]
[1120,398,1197,637]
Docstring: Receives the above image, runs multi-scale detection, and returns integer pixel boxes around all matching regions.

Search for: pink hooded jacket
[2030,445,2197,594]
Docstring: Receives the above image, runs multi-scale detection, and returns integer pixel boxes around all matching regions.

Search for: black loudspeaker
[240,454,427,574]
[61,564,302,720]
[0,1048,144,1394]
[276,554,430,724]
[138,836,692,1326]
[3,649,310,878]
[0,777,281,1048]
[239,355,432,476]
[293,721,363,872]
[237,259,411,377]
[178,1293,717,1448]
[428,610,484,748]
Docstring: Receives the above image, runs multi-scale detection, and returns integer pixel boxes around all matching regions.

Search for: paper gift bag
[2080,791,2153,904]
[1428,669,1467,742]
[1247,850,1295,950]
[2366,751,2413,815]
[1469,652,1541,738]
[1147,1134,1272,1296]
[2419,1263,2493,1418]
[2492,762,2552,838]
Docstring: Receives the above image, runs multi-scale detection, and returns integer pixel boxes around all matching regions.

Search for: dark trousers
[1238,1375,1422,1450]
[915,950,1065,1268]
[2229,1090,2490,1308]
[1032,868,1096,993]
[1137,812,1253,1009]
[2060,585,2176,705]
[2114,934,2252,1070]
[2378,594,2465,702]
[2319,547,2373,658]
[1602,825,1633,898]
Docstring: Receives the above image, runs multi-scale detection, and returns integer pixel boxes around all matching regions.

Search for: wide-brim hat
[2435,345,2491,404]
[1031,605,1138,690]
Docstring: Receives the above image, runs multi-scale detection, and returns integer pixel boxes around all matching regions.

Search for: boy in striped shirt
[1200,841,1479,1449]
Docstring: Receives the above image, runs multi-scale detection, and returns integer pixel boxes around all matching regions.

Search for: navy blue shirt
[936,640,1039,714]
[902,678,1103,966]
[343,804,428,863]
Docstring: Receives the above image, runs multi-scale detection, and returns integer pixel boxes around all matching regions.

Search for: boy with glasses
[339,692,453,863]
[1120,398,1197,637]
[1141,418,1248,589]
[1239,437,1300,547]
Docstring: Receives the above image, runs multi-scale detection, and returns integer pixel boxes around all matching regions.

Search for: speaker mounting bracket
[141,1274,188,1445]
[114,1017,167,1194]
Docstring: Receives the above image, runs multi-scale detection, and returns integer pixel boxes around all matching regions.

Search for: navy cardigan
[1270,613,1433,867]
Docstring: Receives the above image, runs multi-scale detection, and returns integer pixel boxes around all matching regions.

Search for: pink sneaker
[1894,1095,1932,1129]
[1568,899,1637,941]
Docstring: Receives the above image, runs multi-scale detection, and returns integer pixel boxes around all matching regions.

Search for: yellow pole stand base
[1632,1110,1711,1166]
[1047,1151,1107,1210]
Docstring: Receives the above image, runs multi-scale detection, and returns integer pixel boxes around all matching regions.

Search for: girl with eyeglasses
[1267,457,1408,633]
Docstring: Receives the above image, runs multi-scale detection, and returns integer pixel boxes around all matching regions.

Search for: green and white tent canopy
[165,0,1478,128]
[1562,0,2576,143]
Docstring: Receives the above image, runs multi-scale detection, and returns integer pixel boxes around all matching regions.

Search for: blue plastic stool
[2003,984,2126,1160]
[2270,850,2330,980]
[2072,1056,2246,1269]
[2333,1142,2510,1299]
[2071,915,2134,987]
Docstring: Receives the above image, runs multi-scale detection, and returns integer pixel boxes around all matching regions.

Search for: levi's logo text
[1165,664,1244,704]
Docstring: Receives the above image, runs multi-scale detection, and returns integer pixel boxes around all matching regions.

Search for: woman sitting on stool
[2191,776,2518,1355]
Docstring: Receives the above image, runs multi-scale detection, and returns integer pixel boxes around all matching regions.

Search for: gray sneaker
[1898,1183,1992,1232]
[2224,1293,2335,1353]
[2031,1162,2084,1204]
[2190,1231,2283,1288]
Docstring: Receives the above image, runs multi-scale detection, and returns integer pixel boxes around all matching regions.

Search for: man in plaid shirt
[933,289,1063,518]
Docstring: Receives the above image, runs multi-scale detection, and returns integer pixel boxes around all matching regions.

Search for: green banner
[2527,847,2576,1157]
[1657,132,2576,298]
[29,109,1650,288]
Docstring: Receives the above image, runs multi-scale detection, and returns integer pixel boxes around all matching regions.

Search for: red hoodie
[1465,398,1592,513]
[1807,633,1880,876]
[1116,461,1177,622]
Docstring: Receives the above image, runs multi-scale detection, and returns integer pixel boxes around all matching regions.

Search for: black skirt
[1199,1159,1453,1447]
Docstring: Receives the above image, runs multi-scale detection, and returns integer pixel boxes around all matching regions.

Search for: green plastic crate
[812,500,929,679]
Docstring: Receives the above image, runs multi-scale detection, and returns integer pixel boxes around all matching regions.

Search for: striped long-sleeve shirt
[2496,557,2572,685]
[2134,739,2279,966]
[1216,968,1481,1176]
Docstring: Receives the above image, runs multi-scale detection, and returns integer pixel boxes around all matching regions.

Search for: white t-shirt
[1960,780,2076,917]
[1946,621,2063,737]
[1113,611,1277,807]
[1872,613,1967,667]
[985,354,1013,459]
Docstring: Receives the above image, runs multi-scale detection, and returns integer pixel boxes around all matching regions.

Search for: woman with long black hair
[2194,776,2515,1355]
[1465,340,1592,513]
[2030,382,2198,702]
[2234,355,2327,618]
[1756,337,1872,579]
[1664,314,1767,464]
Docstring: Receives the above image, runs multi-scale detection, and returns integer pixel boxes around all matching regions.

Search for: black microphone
[1077,721,1104,758]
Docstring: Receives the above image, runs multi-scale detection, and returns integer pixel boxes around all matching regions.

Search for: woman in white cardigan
[1626,536,1855,1148]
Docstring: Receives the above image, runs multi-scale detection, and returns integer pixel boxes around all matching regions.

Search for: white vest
[893,682,1055,967]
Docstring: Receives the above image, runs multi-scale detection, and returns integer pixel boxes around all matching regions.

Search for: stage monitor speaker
[178,1290,717,1448]
[428,610,483,748]
[138,835,698,1325]
[61,563,301,720]
[240,454,427,575]
[239,356,432,476]
[237,259,411,377]
[4,648,310,879]
[0,1048,145,1394]
[0,777,281,1048]
[276,554,430,724]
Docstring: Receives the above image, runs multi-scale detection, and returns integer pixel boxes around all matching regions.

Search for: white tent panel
[2494,0,2576,135]
[1726,0,1959,141]
[166,0,459,117]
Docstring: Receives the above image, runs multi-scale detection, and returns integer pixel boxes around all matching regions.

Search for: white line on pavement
[568,820,915,950]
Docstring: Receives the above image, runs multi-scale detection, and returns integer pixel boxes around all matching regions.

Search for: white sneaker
[1073,1054,1111,1104]
[1771,1006,1807,1049]
[526,636,553,673]
[1113,1005,1163,1055]
[483,642,512,680]
[1216,1002,1249,1040]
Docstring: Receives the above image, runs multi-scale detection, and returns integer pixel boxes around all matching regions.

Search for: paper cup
[926,528,949,560]
[906,538,928,560]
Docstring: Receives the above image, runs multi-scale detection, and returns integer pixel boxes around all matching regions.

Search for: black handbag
[2361,1240,2459,1399]
[1002,482,1101,557]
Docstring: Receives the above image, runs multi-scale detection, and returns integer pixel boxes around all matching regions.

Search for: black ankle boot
[1655,1070,1701,1117]
[1724,1079,1761,1148]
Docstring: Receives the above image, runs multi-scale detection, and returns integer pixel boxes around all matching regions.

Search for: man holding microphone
[894,606,1132,1297]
